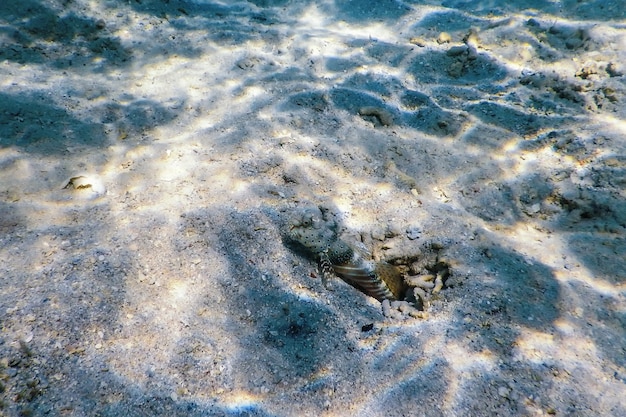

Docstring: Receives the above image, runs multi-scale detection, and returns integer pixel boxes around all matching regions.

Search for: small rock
[526,18,540,27]
[371,227,386,241]
[397,301,412,313]
[528,203,541,214]
[389,309,403,319]
[406,226,421,240]
[409,310,426,319]
[437,32,452,44]
[381,299,392,317]
[386,223,403,238]
[446,45,468,56]
[606,62,624,77]
[38,376,50,389]
[409,261,424,275]
[409,37,426,47]
[498,386,511,398]
[431,241,445,250]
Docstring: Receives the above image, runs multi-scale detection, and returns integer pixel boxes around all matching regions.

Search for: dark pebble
[361,323,374,332]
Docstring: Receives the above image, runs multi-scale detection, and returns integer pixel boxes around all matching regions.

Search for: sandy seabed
[1,0,625,416]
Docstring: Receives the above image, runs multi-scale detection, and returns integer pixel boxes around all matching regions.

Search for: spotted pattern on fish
[288,207,407,302]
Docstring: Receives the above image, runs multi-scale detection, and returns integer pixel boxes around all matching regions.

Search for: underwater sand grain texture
[1,0,625,415]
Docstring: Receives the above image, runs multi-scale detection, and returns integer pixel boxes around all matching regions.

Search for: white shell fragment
[62,174,107,199]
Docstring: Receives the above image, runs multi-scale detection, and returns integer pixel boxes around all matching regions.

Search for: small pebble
[389,310,403,320]
[398,302,412,314]
[406,226,421,240]
[529,203,541,214]
[386,223,402,238]
[446,45,468,56]
[409,310,426,319]
[437,32,452,44]
[409,37,426,47]
[371,227,386,241]
[381,299,392,317]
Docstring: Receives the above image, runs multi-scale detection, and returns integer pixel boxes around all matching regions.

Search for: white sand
[1,0,625,415]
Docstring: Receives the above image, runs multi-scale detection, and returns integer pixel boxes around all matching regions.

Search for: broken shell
[62,174,106,198]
